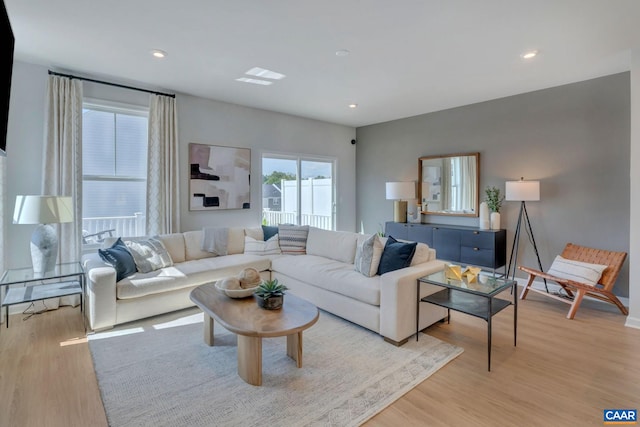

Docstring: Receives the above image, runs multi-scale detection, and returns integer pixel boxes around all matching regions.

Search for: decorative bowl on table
[214,280,259,298]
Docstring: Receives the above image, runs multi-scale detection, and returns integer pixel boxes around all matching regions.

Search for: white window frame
[81,99,149,246]
[261,151,337,230]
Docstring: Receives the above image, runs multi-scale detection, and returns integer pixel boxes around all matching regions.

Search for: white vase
[479,202,490,230]
[490,212,501,230]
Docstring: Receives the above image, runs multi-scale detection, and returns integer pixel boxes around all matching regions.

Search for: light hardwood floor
[1,288,638,427]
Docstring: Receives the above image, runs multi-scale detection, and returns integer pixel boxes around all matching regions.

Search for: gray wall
[356,73,631,297]
[4,61,356,270]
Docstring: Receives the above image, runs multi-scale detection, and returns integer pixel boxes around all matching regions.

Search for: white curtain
[459,155,476,213]
[146,94,180,236]
[42,75,83,307]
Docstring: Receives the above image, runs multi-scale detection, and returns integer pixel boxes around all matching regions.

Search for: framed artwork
[189,143,251,211]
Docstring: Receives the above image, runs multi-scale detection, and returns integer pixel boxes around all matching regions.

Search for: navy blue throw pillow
[98,238,137,282]
[262,225,279,241]
[377,236,417,275]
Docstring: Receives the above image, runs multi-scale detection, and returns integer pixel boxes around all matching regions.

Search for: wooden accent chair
[519,243,627,319]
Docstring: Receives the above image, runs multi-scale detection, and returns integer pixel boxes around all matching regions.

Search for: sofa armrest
[82,253,117,331]
[379,260,447,344]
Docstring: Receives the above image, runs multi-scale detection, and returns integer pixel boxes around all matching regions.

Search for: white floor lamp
[13,195,74,274]
[505,178,547,291]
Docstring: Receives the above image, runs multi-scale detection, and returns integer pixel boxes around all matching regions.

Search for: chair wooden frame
[519,243,627,319]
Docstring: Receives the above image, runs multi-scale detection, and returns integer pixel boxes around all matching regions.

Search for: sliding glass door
[262,154,335,230]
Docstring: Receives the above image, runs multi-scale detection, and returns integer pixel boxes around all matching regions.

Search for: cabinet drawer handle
[473,231,479,234]
[473,247,479,251]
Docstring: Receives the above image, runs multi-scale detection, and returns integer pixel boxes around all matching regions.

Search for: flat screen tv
[1,0,14,157]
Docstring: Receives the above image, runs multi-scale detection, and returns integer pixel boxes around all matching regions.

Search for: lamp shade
[13,195,74,224]
[505,180,540,201]
[385,182,416,200]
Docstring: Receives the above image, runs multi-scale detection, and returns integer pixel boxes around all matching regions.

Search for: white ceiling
[6,0,640,127]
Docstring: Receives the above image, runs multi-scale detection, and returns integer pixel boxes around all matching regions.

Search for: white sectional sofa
[82,226,447,345]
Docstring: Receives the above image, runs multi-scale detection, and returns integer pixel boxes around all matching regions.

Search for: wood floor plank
[0,288,638,426]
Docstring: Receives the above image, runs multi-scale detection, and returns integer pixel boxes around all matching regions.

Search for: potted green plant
[484,186,504,230]
[254,278,288,310]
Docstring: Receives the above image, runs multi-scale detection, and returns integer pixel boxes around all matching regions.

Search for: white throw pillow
[244,234,282,256]
[547,255,608,286]
[410,242,432,266]
[354,234,384,277]
[125,238,173,273]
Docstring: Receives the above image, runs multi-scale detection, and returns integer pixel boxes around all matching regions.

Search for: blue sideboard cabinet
[384,222,507,271]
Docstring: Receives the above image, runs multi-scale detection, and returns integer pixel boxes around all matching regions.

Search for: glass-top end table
[417,270,517,371]
[1,262,85,329]
[0,262,84,284]
[421,270,514,296]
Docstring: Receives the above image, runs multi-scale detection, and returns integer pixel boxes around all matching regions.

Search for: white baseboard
[624,316,640,329]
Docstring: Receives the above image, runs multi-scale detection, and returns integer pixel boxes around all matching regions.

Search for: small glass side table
[1,262,85,328]
[417,270,517,371]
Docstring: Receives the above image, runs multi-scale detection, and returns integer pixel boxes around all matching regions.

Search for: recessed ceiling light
[521,50,538,59]
[245,67,286,80]
[336,49,350,57]
[348,103,358,109]
[151,49,167,59]
[235,77,273,86]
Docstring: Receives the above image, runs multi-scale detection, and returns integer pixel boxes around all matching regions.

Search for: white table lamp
[386,182,415,223]
[13,195,74,274]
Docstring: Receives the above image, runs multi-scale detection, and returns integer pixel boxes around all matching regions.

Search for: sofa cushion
[227,227,246,255]
[98,238,137,282]
[377,236,417,275]
[278,224,309,255]
[354,234,384,277]
[244,227,264,241]
[184,231,213,261]
[410,243,434,266]
[271,255,381,305]
[157,233,186,263]
[116,254,271,299]
[306,227,358,264]
[244,234,281,256]
[125,238,174,273]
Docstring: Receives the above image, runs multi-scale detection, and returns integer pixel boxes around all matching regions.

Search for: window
[262,154,335,230]
[82,101,148,243]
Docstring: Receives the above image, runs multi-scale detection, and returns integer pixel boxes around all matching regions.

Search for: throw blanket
[201,227,229,256]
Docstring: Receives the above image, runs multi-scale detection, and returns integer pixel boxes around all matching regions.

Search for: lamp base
[30,224,58,274]
[393,200,408,223]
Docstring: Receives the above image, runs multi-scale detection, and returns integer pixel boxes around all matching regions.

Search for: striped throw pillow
[278,225,309,255]
[244,235,281,256]
[547,255,607,286]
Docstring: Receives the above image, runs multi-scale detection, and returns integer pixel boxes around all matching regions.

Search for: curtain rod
[47,70,176,98]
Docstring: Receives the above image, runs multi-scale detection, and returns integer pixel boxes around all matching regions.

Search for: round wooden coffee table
[190,282,319,386]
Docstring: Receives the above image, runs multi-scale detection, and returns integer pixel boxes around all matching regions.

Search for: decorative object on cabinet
[479,201,490,230]
[504,178,545,288]
[13,195,74,274]
[386,181,416,223]
[385,222,506,271]
[484,186,504,230]
[407,201,421,223]
[418,152,479,217]
[519,243,627,319]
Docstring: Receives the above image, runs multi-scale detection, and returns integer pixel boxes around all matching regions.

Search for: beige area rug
[88,308,462,427]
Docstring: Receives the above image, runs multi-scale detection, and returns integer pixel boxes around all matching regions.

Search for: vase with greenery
[484,186,504,230]
[254,278,288,310]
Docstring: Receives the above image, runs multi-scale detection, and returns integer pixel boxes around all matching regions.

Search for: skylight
[245,67,286,80]
[235,78,273,86]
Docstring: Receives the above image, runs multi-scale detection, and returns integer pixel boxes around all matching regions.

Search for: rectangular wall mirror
[418,152,479,217]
